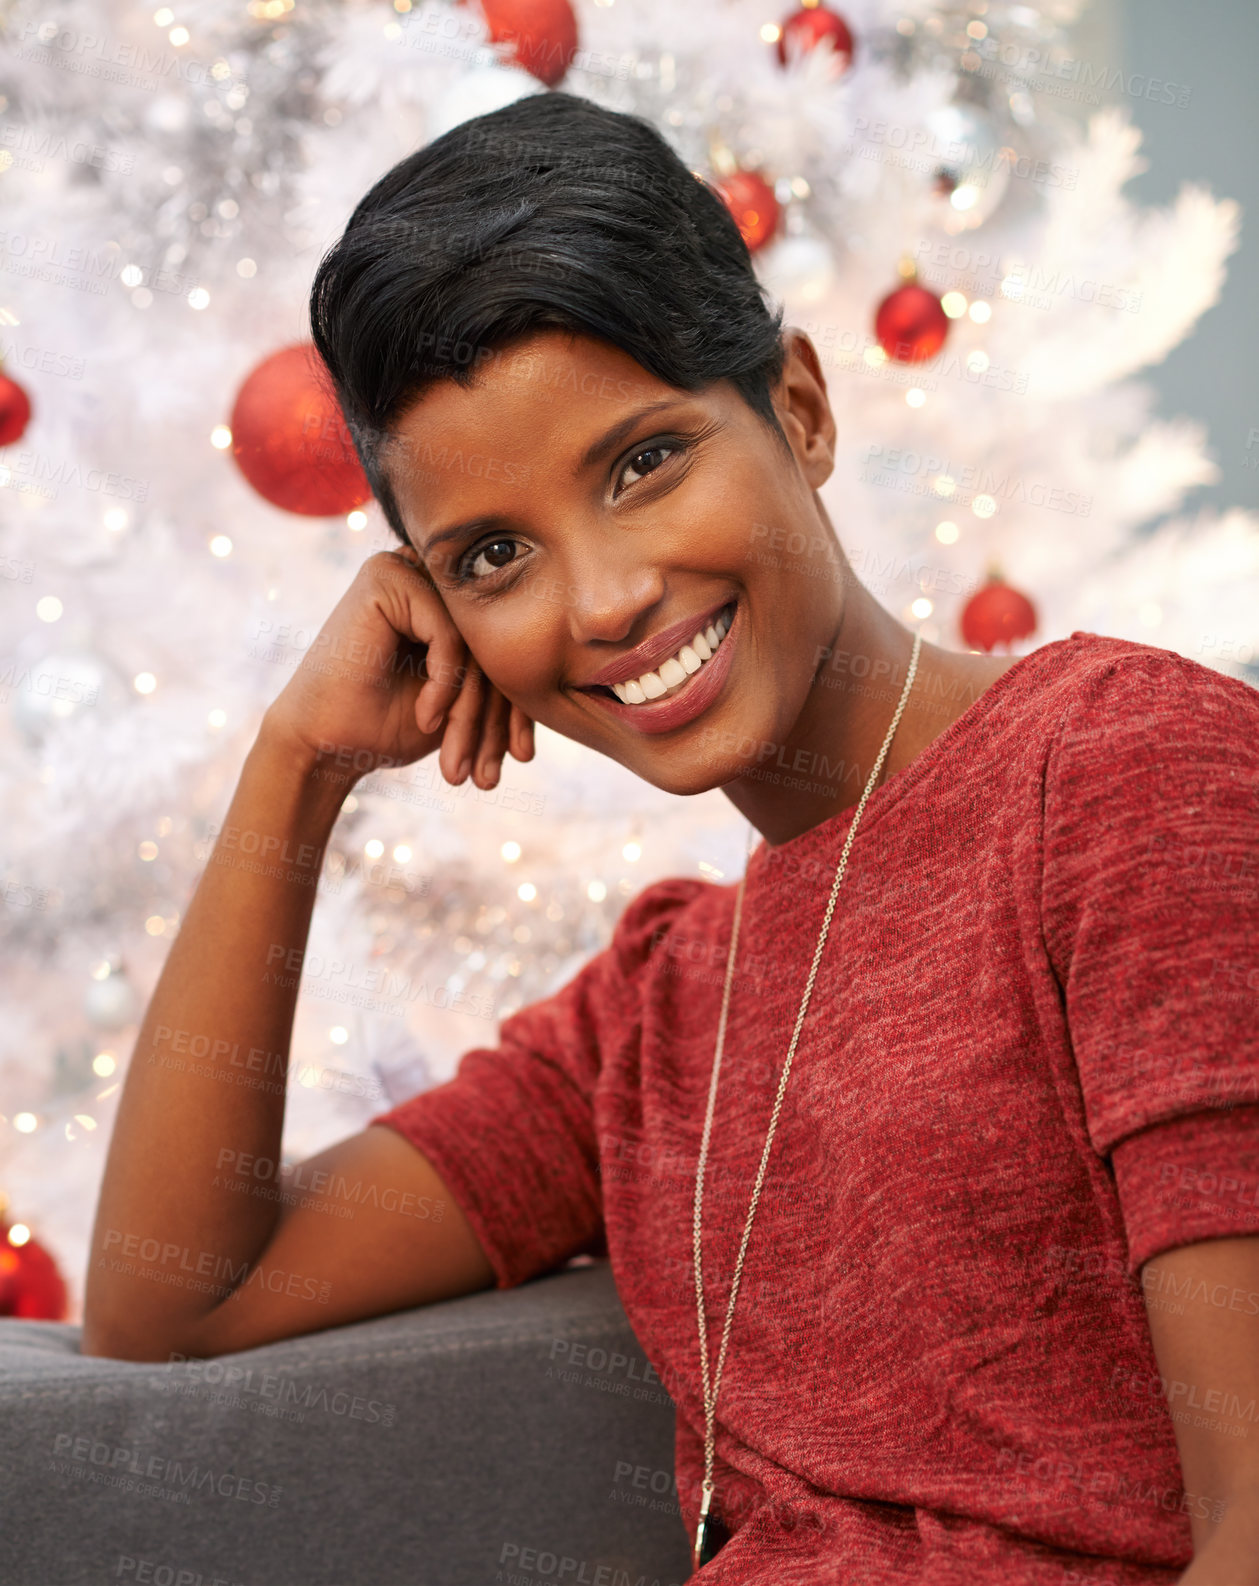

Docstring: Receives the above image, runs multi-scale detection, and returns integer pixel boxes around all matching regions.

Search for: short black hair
[309,90,788,543]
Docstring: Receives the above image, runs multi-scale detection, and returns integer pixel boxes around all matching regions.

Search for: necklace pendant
[693,1508,730,1571]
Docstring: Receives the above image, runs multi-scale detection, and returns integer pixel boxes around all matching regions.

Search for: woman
[83,92,1259,1583]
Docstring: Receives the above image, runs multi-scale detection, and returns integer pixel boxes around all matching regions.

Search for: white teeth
[604,605,733,706]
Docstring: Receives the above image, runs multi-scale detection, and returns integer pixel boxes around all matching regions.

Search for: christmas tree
[0,0,1254,1319]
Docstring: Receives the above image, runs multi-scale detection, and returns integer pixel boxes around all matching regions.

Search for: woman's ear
[771,328,837,490]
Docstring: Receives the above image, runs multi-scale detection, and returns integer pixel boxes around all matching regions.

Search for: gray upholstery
[0,1261,693,1586]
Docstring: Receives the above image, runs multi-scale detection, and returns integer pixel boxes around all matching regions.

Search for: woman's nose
[563,557,666,648]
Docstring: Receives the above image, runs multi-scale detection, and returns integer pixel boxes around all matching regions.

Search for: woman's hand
[263,545,533,789]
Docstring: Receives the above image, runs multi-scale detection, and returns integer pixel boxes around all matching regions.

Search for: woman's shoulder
[1009,628,1259,751]
[608,871,734,961]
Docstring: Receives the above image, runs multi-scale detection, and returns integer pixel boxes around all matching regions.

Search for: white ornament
[758,233,837,309]
[427,63,546,143]
[85,963,139,1032]
[144,95,191,135]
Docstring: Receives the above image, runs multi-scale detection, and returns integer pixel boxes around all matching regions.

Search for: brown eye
[462,537,524,582]
[618,441,679,490]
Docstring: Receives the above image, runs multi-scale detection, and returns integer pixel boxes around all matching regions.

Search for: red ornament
[874,279,949,363]
[0,370,33,447]
[477,0,579,87]
[775,4,855,77]
[960,575,1038,652]
[0,1220,68,1321]
[715,169,782,254]
[229,343,371,517]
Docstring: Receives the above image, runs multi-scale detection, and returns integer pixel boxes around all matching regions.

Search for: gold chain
[690,629,923,1571]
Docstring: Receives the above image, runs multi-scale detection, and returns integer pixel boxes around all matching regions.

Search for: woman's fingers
[438,657,487,784]
[509,702,536,763]
[384,548,462,737]
[473,687,512,789]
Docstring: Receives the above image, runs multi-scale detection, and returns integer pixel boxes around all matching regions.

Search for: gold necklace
[690,629,923,1571]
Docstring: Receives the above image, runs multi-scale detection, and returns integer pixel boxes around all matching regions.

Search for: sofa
[0,1259,694,1586]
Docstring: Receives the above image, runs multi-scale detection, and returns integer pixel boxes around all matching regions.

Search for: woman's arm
[1141,1235,1259,1584]
[81,719,495,1359]
[82,721,321,1354]
[81,548,531,1360]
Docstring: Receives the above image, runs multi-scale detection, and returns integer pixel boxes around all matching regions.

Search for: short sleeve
[369,875,705,1291]
[1041,646,1259,1271]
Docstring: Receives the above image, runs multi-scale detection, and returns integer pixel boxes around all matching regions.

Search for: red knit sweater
[373,631,1259,1584]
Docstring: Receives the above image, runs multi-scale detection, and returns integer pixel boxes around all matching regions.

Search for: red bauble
[715,170,782,253]
[0,371,33,446]
[229,344,371,517]
[477,0,579,87]
[775,4,855,76]
[960,576,1038,652]
[0,1222,68,1320]
[874,281,949,363]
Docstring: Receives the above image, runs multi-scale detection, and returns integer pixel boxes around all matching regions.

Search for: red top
[373,632,1259,1583]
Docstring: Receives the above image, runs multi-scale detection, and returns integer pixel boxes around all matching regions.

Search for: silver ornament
[924,105,1011,232]
[9,650,119,749]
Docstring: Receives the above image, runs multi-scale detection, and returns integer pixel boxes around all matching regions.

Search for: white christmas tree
[0,0,1254,1318]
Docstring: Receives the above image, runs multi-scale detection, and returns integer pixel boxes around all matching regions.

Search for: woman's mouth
[581,601,739,736]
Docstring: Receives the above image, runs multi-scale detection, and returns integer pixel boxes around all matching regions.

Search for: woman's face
[386,327,843,796]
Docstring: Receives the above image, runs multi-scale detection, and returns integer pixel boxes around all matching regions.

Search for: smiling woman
[84,89,1259,1586]
[308,93,1018,827]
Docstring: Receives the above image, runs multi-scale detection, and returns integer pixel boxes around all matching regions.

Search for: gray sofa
[0,1260,693,1586]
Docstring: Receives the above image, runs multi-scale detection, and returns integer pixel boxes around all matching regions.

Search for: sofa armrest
[0,1260,692,1586]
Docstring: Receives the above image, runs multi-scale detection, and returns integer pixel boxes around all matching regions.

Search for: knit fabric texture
[372,631,1259,1584]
